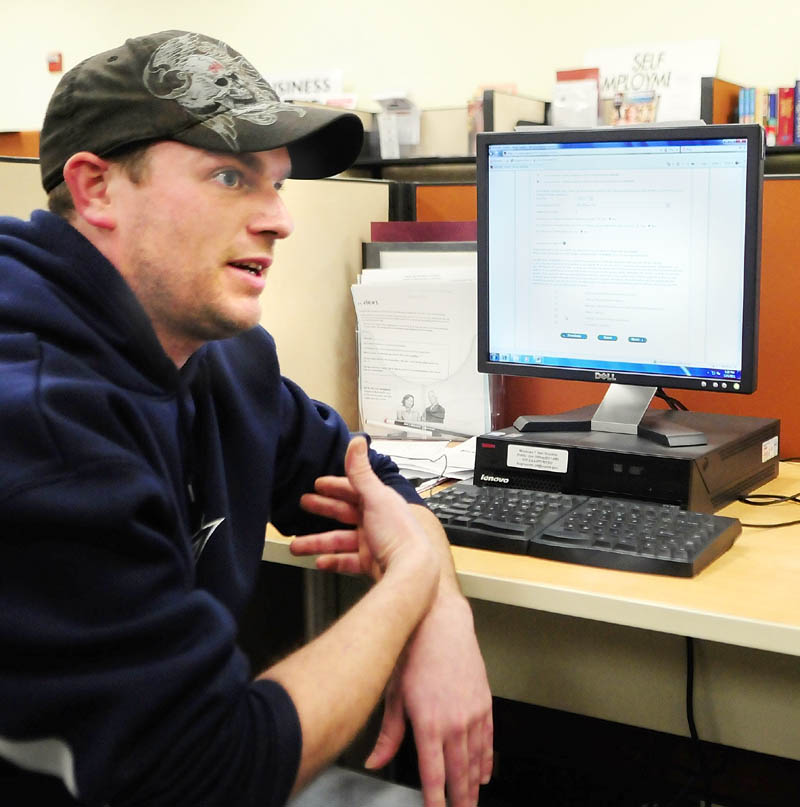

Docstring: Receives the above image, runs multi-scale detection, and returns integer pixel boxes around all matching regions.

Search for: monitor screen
[477,124,764,400]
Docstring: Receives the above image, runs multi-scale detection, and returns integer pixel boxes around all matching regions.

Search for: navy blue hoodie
[0,211,422,806]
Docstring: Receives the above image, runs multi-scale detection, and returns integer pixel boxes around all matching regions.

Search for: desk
[263,463,800,761]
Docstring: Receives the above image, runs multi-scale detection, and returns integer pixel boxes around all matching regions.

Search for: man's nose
[249,189,294,240]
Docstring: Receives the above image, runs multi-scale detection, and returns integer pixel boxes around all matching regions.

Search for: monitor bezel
[476,123,764,394]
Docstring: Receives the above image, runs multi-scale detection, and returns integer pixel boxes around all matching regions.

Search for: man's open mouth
[230,261,264,276]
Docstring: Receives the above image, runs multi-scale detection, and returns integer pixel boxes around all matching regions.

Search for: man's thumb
[344,435,378,493]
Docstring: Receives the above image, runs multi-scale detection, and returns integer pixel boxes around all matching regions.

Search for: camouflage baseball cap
[40,30,364,192]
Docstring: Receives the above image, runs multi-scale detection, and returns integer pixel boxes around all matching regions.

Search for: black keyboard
[427,483,741,577]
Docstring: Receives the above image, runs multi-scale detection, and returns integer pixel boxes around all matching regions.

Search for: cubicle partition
[259,177,391,428]
[0,157,47,218]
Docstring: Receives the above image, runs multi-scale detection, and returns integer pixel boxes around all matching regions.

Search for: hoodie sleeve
[268,376,425,534]
[202,328,424,540]
[0,333,300,807]
[0,456,301,807]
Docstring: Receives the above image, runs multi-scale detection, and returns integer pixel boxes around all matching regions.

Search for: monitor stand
[513,384,708,448]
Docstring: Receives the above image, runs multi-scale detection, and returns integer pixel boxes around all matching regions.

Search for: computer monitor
[476,123,764,447]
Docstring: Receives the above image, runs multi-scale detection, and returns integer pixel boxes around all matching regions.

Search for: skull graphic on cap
[143,32,305,148]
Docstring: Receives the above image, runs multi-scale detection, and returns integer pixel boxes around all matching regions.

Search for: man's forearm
[261,553,436,794]
[409,503,461,595]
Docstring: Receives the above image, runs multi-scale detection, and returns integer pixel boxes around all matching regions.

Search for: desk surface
[264,462,800,658]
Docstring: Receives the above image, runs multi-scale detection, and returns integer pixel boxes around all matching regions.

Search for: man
[0,30,492,807]
[424,391,446,424]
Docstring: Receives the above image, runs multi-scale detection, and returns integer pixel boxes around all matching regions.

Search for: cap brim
[173,104,364,180]
[285,107,365,179]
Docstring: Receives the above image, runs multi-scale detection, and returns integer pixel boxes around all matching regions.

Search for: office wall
[3,0,800,130]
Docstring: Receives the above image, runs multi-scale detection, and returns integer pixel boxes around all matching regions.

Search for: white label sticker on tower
[762,436,779,463]
[507,445,569,474]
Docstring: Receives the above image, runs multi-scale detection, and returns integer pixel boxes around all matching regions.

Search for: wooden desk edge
[263,532,800,658]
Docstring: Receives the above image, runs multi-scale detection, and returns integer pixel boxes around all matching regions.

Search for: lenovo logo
[480,474,509,485]
[595,371,617,382]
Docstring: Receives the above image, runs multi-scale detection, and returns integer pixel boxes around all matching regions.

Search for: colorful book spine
[778,87,795,145]
[754,87,766,127]
[737,83,800,144]
[738,87,755,124]
[795,81,800,144]
[765,90,778,146]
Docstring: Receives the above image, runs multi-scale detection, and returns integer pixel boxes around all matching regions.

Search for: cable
[662,638,711,807]
[739,491,800,505]
[648,390,800,528]
[654,387,689,411]
[384,451,449,493]
[685,637,699,743]
[737,458,800,525]
[739,517,800,529]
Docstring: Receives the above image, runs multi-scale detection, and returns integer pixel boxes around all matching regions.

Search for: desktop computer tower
[473,409,780,513]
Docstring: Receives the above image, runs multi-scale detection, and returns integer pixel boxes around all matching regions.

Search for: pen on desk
[394,420,474,440]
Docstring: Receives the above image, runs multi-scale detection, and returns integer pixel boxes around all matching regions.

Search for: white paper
[584,40,720,122]
[378,251,476,270]
[376,111,401,159]
[370,436,477,487]
[352,279,488,439]
[370,439,450,478]
[551,78,599,127]
[376,94,421,154]
[361,266,475,284]
[445,436,477,474]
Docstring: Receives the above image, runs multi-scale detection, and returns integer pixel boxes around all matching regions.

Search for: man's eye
[214,169,244,188]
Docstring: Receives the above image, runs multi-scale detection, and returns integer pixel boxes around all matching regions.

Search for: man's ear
[62,152,116,230]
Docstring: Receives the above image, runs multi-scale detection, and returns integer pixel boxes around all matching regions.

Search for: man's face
[107,141,293,364]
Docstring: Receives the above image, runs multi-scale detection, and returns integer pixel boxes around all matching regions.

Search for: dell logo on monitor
[595,371,618,381]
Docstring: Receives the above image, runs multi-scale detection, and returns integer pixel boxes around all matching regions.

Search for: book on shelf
[738,83,799,145]
[796,81,800,145]
[778,87,795,146]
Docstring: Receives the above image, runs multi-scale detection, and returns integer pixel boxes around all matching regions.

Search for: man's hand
[270,437,440,793]
[293,448,494,806]
[365,587,494,807]
[291,436,437,583]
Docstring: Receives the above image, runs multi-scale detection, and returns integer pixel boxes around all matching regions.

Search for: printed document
[352,266,489,439]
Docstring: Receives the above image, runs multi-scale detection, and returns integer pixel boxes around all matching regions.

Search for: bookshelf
[346,78,800,181]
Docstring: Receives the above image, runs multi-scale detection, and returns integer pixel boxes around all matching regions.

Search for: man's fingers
[364,686,406,771]
[343,436,383,496]
[415,730,447,807]
[315,554,363,575]
[442,731,471,807]
[466,718,485,804]
[299,491,358,525]
[480,712,494,784]
[290,530,358,557]
[312,475,359,503]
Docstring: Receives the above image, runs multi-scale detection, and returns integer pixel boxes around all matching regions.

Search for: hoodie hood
[0,210,181,391]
